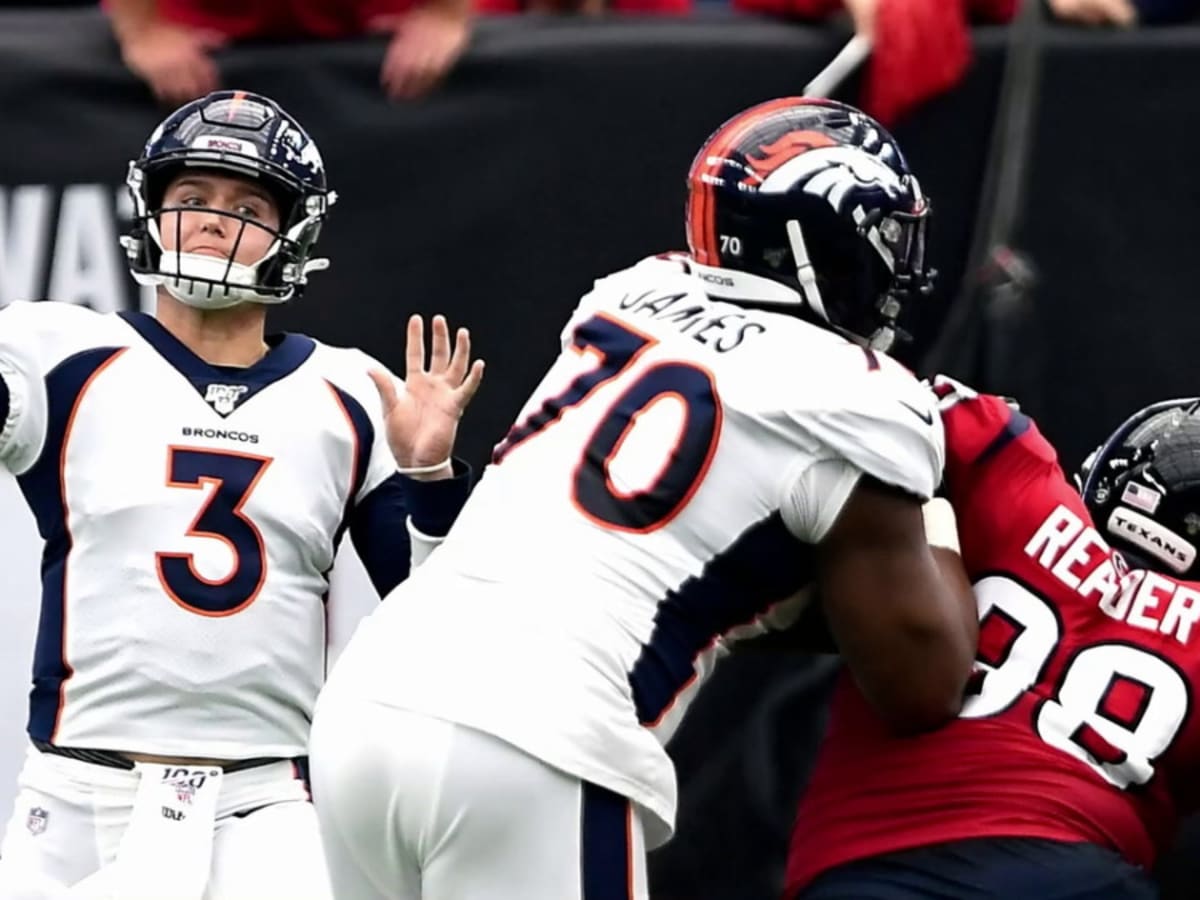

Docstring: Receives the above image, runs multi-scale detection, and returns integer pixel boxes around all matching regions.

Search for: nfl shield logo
[204,383,249,416]
[173,780,196,805]
[26,806,48,836]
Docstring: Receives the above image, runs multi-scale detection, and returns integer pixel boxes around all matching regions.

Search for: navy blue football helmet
[685,97,933,352]
[121,90,336,309]
[1079,398,1200,579]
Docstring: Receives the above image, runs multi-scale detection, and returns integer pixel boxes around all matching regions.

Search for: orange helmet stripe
[690,97,809,264]
[227,90,247,121]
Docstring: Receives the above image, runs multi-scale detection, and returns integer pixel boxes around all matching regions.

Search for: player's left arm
[0,302,56,474]
[349,313,484,595]
[349,463,472,595]
[733,497,961,657]
[817,477,977,733]
[743,365,975,723]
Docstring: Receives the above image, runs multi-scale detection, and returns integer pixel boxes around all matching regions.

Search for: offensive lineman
[309,97,976,899]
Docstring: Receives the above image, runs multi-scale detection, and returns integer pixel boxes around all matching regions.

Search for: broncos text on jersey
[0,300,465,760]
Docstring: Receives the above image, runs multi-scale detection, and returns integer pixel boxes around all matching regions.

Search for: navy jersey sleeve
[348,459,472,596]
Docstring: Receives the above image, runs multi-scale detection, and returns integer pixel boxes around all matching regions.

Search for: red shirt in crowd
[731,0,1018,124]
[473,0,689,13]
[157,0,419,40]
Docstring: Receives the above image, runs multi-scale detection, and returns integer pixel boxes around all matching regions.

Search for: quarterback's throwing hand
[370,314,485,478]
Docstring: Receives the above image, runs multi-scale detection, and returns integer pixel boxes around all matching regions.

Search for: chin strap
[786,219,828,324]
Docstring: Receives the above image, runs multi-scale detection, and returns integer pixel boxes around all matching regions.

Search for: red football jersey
[786,379,1200,895]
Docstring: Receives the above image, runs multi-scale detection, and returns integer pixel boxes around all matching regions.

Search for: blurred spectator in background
[474,0,688,15]
[105,0,470,104]
[1048,0,1198,25]
[1048,0,1136,23]
[734,0,1017,125]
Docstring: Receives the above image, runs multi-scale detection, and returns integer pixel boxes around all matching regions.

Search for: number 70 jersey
[335,255,944,847]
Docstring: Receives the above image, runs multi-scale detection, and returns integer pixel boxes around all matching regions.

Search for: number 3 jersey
[0,300,466,761]
[786,384,1200,893]
[324,254,943,847]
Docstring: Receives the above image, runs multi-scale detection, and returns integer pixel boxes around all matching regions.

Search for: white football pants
[0,744,332,900]
[309,695,650,900]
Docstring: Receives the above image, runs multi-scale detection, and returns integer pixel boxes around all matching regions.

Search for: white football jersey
[0,300,463,760]
[328,255,944,846]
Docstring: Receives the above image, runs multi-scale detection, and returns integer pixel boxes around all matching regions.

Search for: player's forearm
[816,485,977,732]
[891,550,976,731]
[872,503,979,728]
[931,544,980,666]
[107,0,160,41]
[846,629,971,732]
[423,0,472,20]
[920,545,981,710]
[830,547,977,735]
